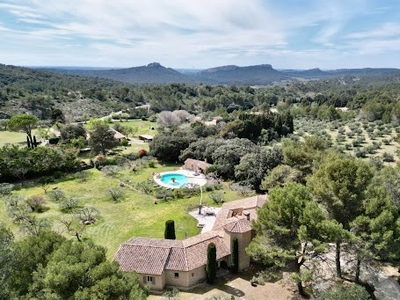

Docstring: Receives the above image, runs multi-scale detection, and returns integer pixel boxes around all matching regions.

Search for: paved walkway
[189,207,221,233]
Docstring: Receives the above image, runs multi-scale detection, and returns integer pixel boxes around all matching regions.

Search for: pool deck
[153,169,208,189]
[189,207,221,233]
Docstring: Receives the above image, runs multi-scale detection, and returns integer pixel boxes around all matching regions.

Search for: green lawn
[121,119,158,136]
[0,129,44,147]
[2,164,245,260]
[0,131,29,147]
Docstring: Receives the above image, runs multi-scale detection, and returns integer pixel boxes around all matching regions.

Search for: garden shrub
[369,156,384,170]
[204,184,215,192]
[26,195,47,213]
[209,191,224,204]
[354,148,367,158]
[344,143,353,150]
[138,149,147,158]
[382,138,392,145]
[48,189,66,202]
[74,171,89,182]
[125,152,139,161]
[59,197,80,212]
[0,183,14,195]
[336,134,346,143]
[164,220,176,240]
[382,152,395,162]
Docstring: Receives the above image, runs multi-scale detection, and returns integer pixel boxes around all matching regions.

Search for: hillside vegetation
[2,62,400,299]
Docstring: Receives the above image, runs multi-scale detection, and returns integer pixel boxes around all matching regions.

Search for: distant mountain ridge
[31,63,400,85]
[196,64,285,85]
[40,62,195,85]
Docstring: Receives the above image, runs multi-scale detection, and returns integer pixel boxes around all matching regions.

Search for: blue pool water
[160,173,189,188]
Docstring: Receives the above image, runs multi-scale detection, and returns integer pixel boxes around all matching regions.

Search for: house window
[174,272,179,278]
[192,273,194,277]
[147,276,154,284]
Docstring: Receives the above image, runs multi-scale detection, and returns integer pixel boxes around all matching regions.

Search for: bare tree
[157,111,182,129]
[20,216,52,236]
[4,195,31,224]
[173,110,195,123]
[76,207,99,225]
[26,195,47,212]
[40,180,51,194]
[60,216,85,242]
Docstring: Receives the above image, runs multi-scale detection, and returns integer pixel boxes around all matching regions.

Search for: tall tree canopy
[89,124,118,156]
[350,168,400,282]
[7,113,38,145]
[307,154,374,278]
[212,138,256,179]
[234,146,283,190]
[0,231,146,299]
[247,183,329,297]
[150,128,196,162]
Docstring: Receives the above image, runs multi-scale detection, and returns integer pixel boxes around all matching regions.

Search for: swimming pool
[160,173,189,188]
[154,170,208,189]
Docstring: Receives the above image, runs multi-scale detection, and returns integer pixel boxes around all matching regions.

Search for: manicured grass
[121,119,158,136]
[2,164,245,260]
[0,131,28,146]
[0,129,43,147]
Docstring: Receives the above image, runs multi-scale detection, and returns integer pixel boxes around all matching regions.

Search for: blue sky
[0,0,399,69]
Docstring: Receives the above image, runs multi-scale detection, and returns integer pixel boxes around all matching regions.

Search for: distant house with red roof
[183,158,212,174]
[114,195,267,290]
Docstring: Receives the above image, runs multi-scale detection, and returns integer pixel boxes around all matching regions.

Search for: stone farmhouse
[114,195,267,290]
[183,158,212,174]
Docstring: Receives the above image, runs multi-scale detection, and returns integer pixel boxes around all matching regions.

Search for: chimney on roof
[244,212,250,221]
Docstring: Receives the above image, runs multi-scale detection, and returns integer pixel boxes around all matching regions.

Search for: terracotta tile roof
[184,158,212,170]
[115,243,170,275]
[115,232,230,274]
[110,128,126,140]
[213,195,267,230]
[223,219,252,233]
[114,196,266,275]
[166,247,188,271]
[178,231,229,270]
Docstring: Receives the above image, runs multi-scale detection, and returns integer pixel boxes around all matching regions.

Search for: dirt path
[148,270,297,300]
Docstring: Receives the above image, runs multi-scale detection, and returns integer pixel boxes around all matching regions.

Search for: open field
[0,130,32,147]
[119,119,158,136]
[1,163,246,259]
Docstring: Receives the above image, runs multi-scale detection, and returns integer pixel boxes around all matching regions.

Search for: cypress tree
[206,242,217,284]
[231,237,239,273]
[164,220,176,240]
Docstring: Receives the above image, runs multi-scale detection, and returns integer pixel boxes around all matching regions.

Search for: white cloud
[0,0,399,68]
[346,22,400,39]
